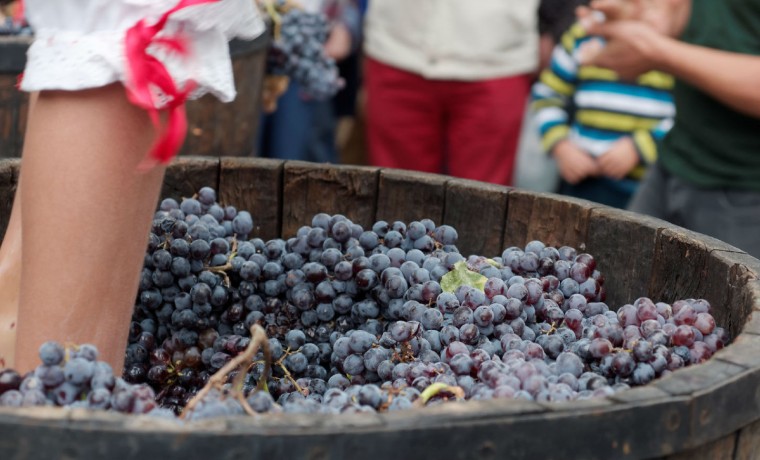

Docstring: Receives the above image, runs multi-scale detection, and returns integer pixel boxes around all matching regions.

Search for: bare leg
[0,188,22,369]
[14,83,166,373]
[0,93,37,369]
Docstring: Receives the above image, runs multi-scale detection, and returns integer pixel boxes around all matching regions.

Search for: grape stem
[392,341,415,363]
[204,237,238,287]
[415,383,465,406]
[180,324,271,419]
[274,347,308,396]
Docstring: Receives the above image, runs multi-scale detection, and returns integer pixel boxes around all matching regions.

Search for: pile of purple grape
[0,342,174,418]
[0,186,728,420]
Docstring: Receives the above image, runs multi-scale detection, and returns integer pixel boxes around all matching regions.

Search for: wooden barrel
[1,157,760,459]
[0,36,31,160]
[0,34,268,159]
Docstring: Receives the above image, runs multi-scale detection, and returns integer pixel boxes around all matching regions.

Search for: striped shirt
[531,23,675,179]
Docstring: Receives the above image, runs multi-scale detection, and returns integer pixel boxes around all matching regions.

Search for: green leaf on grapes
[441,261,487,293]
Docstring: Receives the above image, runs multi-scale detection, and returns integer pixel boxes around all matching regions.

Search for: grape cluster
[0,342,174,417]
[264,0,343,100]
[119,186,727,418]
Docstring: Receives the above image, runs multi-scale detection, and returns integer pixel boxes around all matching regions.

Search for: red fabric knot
[124,0,220,169]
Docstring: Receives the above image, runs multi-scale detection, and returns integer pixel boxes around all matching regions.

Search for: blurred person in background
[362,1,540,186]
[308,0,363,165]
[581,0,760,257]
[530,15,675,209]
[537,0,591,69]
[258,0,360,163]
[514,0,591,193]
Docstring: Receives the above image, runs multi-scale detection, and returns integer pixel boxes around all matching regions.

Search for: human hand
[324,22,352,61]
[598,137,639,179]
[578,0,690,37]
[553,140,601,185]
[579,19,666,80]
[577,0,642,24]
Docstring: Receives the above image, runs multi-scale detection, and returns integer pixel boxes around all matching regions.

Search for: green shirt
[660,0,760,190]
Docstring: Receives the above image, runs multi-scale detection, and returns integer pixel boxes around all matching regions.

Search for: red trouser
[365,56,532,186]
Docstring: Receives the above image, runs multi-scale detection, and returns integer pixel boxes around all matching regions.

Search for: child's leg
[0,189,22,369]
[14,83,166,373]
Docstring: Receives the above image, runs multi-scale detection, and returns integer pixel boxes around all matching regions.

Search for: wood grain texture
[585,208,661,308]
[648,228,760,339]
[661,432,736,460]
[160,157,220,203]
[652,360,746,397]
[0,74,28,159]
[504,191,599,250]
[282,162,379,238]
[376,169,448,228]
[687,365,760,446]
[443,178,508,258]
[0,159,19,241]
[180,39,267,157]
[735,416,760,460]
[218,157,283,241]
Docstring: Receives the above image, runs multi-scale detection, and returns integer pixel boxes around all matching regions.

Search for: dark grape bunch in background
[263,0,344,100]
[0,186,728,420]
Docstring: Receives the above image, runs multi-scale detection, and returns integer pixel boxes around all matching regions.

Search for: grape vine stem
[180,324,271,419]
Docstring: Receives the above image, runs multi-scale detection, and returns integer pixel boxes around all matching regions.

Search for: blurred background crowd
[253,0,760,259]
[2,0,759,258]
[257,0,664,210]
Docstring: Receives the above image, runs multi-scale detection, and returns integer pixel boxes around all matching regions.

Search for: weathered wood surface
[376,169,448,231]
[740,290,760,336]
[282,162,379,239]
[0,159,19,241]
[504,190,598,250]
[443,178,508,258]
[219,157,283,241]
[735,416,760,460]
[585,208,661,308]
[179,36,268,158]
[662,431,737,460]
[0,36,30,73]
[0,37,30,159]
[160,157,220,203]
[0,74,28,159]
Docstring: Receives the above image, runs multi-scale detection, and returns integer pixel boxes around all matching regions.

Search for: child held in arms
[531,10,675,209]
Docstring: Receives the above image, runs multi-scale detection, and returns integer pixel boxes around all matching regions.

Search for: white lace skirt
[20,0,265,103]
